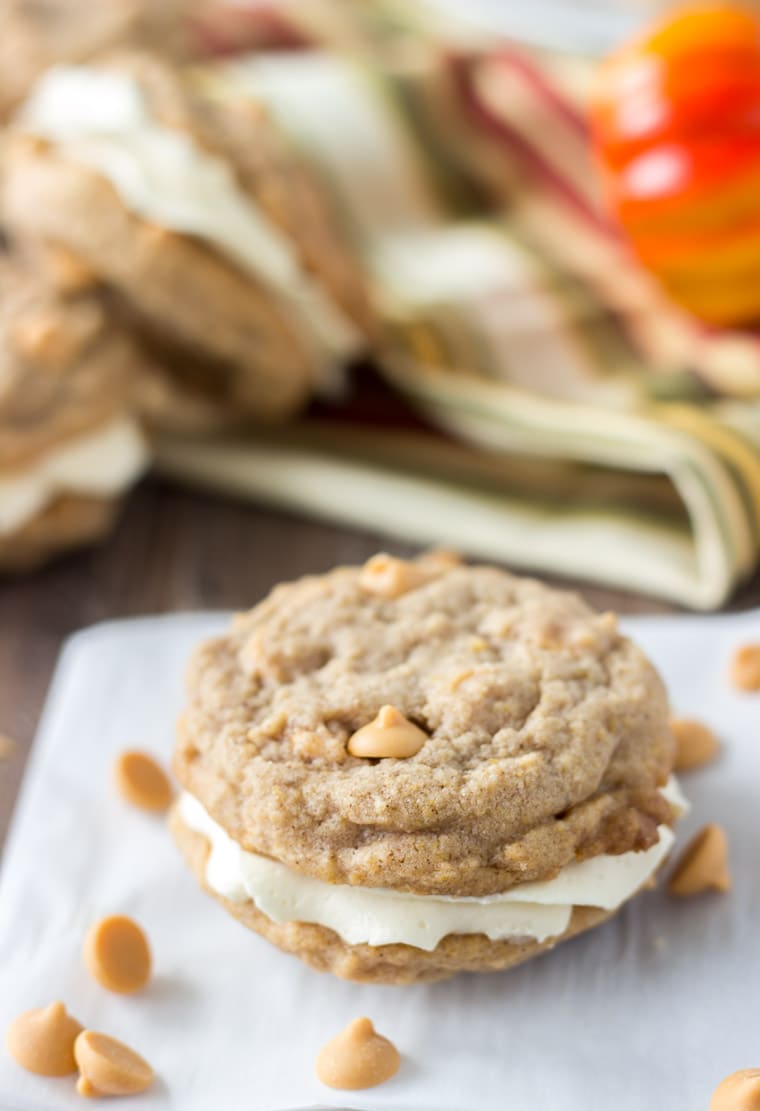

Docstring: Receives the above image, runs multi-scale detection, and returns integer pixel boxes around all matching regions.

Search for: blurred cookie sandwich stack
[0,26,373,566]
[0,257,148,569]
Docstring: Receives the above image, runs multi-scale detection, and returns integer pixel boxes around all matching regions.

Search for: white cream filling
[178,777,686,951]
[20,66,363,377]
[0,417,148,535]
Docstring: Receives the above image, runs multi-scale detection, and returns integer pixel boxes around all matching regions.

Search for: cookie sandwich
[3,53,371,422]
[0,258,148,570]
[171,554,683,984]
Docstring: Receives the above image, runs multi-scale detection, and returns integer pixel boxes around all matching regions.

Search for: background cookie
[3,54,372,422]
[0,258,148,569]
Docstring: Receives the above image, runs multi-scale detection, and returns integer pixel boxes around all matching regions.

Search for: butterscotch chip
[418,549,462,571]
[710,1069,760,1111]
[6,1002,83,1076]
[115,751,173,812]
[316,1017,400,1090]
[731,644,760,691]
[0,733,17,760]
[358,550,458,600]
[74,1031,153,1098]
[358,554,432,599]
[668,824,731,896]
[83,915,152,995]
[347,705,428,759]
[671,718,720,772]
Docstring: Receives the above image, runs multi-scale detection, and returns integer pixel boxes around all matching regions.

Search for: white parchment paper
[1,609,759,1111]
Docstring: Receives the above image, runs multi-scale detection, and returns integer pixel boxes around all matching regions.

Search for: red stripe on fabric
[487,46,590,140]
[447,54,615,235]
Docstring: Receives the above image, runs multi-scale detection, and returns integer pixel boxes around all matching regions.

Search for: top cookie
[174,555,674,897]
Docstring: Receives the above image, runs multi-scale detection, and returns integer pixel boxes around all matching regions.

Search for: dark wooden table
[2,477,759,852]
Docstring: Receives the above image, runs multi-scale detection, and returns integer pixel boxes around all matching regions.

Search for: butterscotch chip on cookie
[171,555,681,984]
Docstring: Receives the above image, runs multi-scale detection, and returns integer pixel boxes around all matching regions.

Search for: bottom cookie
[170,808,616,985]
[0,494,119,572]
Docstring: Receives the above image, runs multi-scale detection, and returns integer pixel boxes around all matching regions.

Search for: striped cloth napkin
[156,3,760,609]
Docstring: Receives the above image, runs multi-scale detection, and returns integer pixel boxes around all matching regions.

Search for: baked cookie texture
[172,555,676,982]
[0,258,148,570]
[3,52,373,422]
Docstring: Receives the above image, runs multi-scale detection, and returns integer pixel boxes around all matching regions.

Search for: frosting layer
[0,417,148,535]
[178,779,685,951]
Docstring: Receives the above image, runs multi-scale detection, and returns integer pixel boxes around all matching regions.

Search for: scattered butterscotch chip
[671,717,720,772]
[668,823,731,897]
[710,1068,760,1111]
[348,705,428,759]
[6,1002,83,1076]
[0,733,17,761]
[74,1031,153,1098]
[316,1017,400,1091]
[83,916,152,995]
[114,751,172,812]
[730,644,760,692]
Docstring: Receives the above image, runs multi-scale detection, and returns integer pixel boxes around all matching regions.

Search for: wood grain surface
[1,477,759,853]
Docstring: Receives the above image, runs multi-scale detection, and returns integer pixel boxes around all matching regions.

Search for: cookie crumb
[668,824,731,897]
[316,1017,400,1090]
